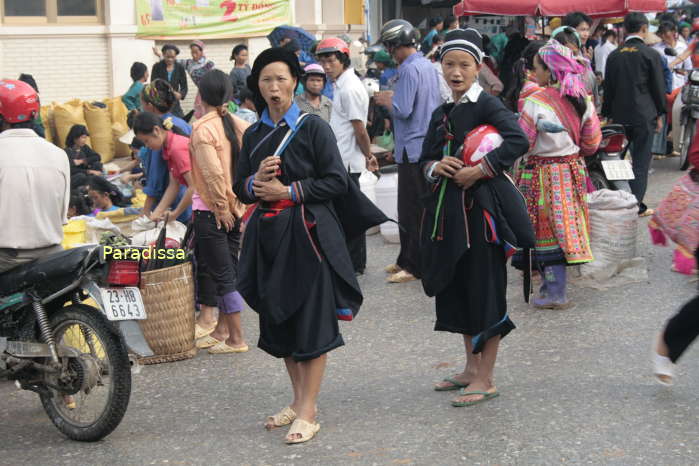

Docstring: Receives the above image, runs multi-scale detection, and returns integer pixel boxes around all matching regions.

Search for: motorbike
[0,245,146,441]
[585,124,633,192]
[676,68,699,171]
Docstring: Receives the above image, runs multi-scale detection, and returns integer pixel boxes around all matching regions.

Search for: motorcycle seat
[0,246,94,295]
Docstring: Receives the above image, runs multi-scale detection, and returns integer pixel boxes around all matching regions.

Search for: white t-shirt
[0,129,70,249]
[594,40,616,78]
[654,41,693,91]
[330,68,369,173]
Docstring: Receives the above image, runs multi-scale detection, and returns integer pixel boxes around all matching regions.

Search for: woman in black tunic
[421,29,532,407]
[233,48,384,444]
[151,44,188,118]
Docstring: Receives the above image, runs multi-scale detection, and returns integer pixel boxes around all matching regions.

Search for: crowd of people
[3,8,699,446]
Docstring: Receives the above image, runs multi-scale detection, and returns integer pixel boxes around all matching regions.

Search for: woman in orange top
[188,69,251,354]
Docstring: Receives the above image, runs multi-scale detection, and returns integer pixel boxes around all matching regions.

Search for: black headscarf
[246,47,302,115]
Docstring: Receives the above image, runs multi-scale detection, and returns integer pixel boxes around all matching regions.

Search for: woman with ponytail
[187,69,250,353]
[515,39,602,310]
[503,40,545,113]
[133,111,193,222]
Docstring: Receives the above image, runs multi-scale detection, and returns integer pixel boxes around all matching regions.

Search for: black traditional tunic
[419,83,533,353]
[233,103,386,361]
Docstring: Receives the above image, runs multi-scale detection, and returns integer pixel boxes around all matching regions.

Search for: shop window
[2,0,102,24]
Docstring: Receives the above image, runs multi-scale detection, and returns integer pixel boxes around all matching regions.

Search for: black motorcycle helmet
[380,19,420,50]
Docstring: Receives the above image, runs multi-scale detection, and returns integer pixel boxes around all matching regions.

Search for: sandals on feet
[265,406,297,430]
[285,419,320,444]
[196,335,223,349]
[207,342,249,354]
[434,377,470,391]
[451,388,500,407]
[653,352,674,386]
[195,323,217,340]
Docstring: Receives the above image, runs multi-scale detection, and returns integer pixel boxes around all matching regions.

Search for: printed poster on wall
[136,0,291,39]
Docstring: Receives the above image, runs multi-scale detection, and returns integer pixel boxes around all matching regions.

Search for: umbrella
[267,25,316,53]
[454,0,667,17]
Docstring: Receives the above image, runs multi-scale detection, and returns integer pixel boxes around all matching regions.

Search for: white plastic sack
[130,219,187,247]
[359,170,380,235]
[86,218,121,243]
[578,189,647,284]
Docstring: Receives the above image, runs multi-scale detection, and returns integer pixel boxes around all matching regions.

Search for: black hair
[130,62,148,81]
[141,78,177,113]
[130,137,145,150]
[231,44,248,61]
[658,21,678,36]
[602,29,617,41]
[88,176,128,208]
[536,56,588,119]
[429,17,444,29]
[126,109,139,130]
[657,12,678,26]
[317,51,351,69]
[624,12,649,34]
[444,15,457,30]
[161,44,180,55]
[563,12,592,29]
[4,120,35,130]
[503,40,545,112]
[69,189,92,216]
[198,69,242,179]
[433,33,445,45]
[554,27,581,50]
[133,111,188,137]
[18,73,39,93]
[238,87,255,103]
[66,124,89,148]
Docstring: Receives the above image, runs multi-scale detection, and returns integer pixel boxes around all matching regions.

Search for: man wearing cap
[374,19,442,283]
[374,50,398,90]
[318,37,378,275]
[295,64,333,123]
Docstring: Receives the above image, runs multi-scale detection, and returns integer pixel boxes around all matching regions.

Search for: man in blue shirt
[375,19,442,283]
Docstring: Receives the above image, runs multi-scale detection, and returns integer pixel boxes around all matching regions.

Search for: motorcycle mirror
[665,47,678,57]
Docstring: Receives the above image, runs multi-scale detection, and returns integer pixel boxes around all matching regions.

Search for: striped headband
[440,28,484,64]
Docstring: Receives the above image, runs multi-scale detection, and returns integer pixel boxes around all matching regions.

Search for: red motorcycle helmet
[0,79,39,124]
[693,17,699,33]
[460,125,504,167]
[316,37,350,56]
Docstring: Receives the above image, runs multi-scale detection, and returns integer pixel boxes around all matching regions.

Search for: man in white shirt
[594,29,618,78]
[655,21,693,91]
[0,80,70,273]
[317,37,378,275]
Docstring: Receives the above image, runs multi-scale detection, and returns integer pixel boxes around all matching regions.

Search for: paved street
[1,159,698,465]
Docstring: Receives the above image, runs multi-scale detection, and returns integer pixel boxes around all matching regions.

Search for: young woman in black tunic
[421,29,531,407]
[232,48,384,444]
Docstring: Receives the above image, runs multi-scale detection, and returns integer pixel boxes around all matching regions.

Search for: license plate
[100,287,147,321]
[601,160,635,181]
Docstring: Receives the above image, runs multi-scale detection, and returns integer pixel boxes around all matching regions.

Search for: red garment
[161,131,192,186]
[689,123,699,170]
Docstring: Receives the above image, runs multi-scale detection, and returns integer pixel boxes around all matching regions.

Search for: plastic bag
[375,130,395,152]
[131,219,187,247]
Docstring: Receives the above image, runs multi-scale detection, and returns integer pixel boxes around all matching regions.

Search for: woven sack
[104,97,131,158]
[84,102,114,163]
[138,261,196,364]
[39,104,56,145]
[54,99,90,149]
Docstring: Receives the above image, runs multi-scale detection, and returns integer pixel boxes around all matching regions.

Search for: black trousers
[193,210,241,308]
[624,120,655,209]
[396,158,427,278]
[663,294,699,363]
[347,172,366,273]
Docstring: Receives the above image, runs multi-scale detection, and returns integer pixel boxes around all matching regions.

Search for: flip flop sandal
[639,209,655,218]
[266,406,297,430]
[451,389,500,407]
[207,342,249,354]
[196,335,223,349]
[195,323,217,340]
[653,352,674,386]
[285,419,321,445]
[434,377,470,391]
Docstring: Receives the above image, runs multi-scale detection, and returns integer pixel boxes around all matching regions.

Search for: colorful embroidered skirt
[650,172,699,253]
[516,155,593,267]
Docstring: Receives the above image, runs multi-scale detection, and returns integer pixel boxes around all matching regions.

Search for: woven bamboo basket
[138,261,196,365]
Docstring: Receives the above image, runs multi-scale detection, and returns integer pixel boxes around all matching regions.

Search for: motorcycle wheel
[589,170,610,191]
[679,119,693,171]
[39,304,131,442]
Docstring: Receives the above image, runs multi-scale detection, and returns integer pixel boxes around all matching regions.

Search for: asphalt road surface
[1,158,698,465]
